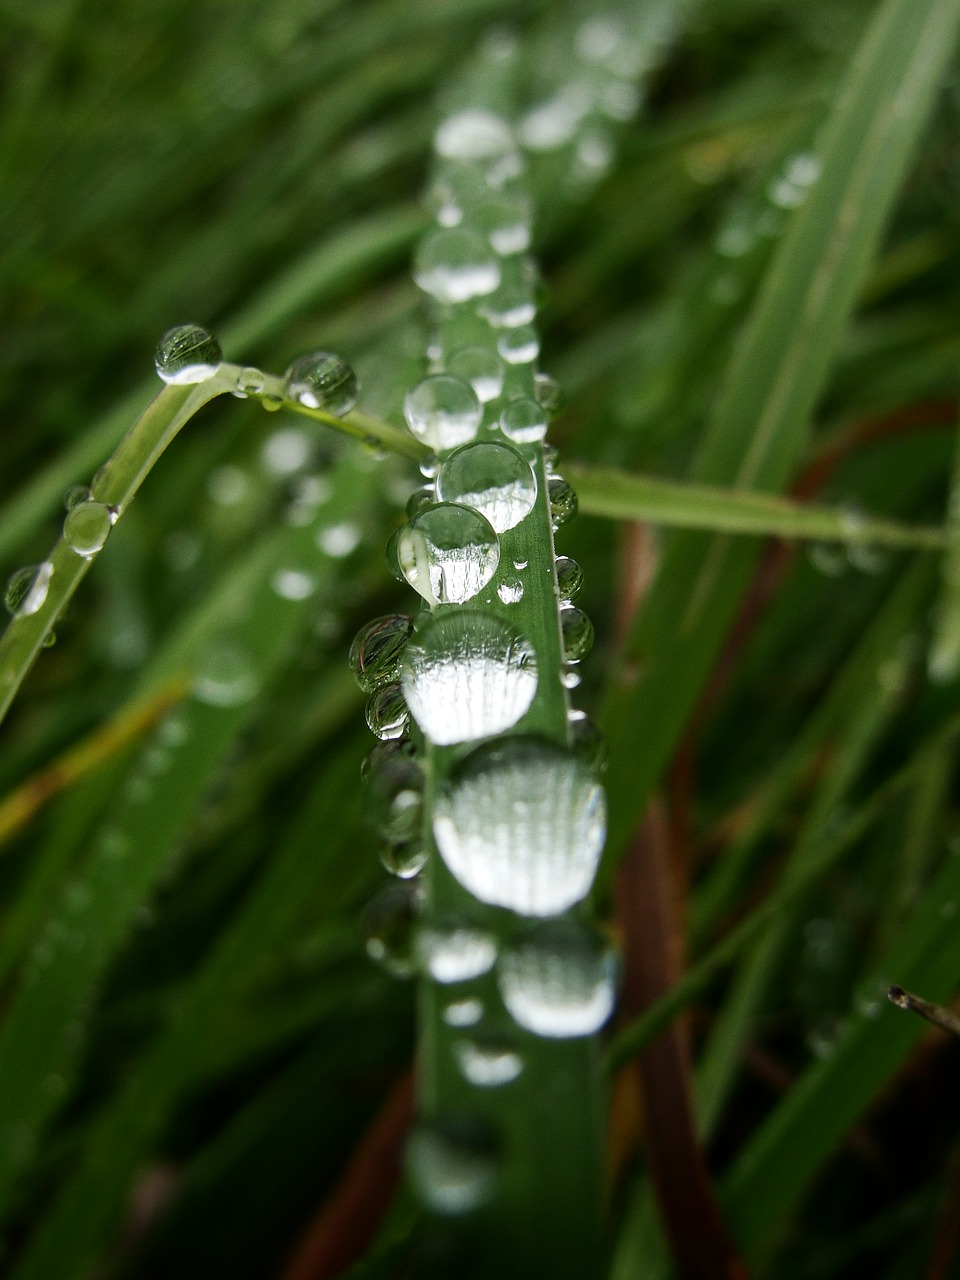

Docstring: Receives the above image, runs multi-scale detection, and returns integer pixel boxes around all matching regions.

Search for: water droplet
[479,285,536,329]
[283,351,358,416]
[534,372,562,416]
[444,998,484,1027]
[407,1117,498,1215]
[396,504,499,607]
[433,736,606,915]
[497,576,523,604]
[555,556,583,600]
[413,228,501,305]
[232,366,265,398]
[416,920,497,983]
[560,606,594,662]
[499,397,547,445]
[519,94,585,151]
[262,428,311,476]
[63,501,113,557]
[548,477,578,528]
[453,1037,523,1087]
[380,841,427,880]
[317,521,361,558]
[406,485,436,520]
[496,326,540,365]
[404,375,483,451]
[64,484,92,511]
[402,611,537,745]
[361,740,423,842]
[437,442,537,533]
[270,567,317,601]
[350,614,414,692]
[569,709,608,772]
[365,681,410,741]
[154,324,222,384]
[447,346,504,403]
[498,919,617,1038]
[474,195,531,256]
[363,882,419,977]
[435,110,514,161]
[5,562,53,617]
[192,642,259,707]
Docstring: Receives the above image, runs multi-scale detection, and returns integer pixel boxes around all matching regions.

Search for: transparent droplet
[548,477,578,528]
[402,611,537,745]
[62,501,113,558]
[361,740,423,842]
[499,397,547,445]
[444,998,484,1028]
[404,375,483,451]
[447,346,504,403]
[555,556,584,601]
[283,351,358,416]
[479,285,536,329]
[453,1037,523,1087]
[350,614,414,692]
[407,1117,498,1215]
[270,567,317,601]
[406,485,436,520]
[569,709,608,773]
[381,841,427,880]
[437,442,537,533]
[425,165,488,227]
[396,504,499,607]
[233,366,265,397]
[433,736,606,915]
[498,919,617,1038]
[497,326,540,365]
[435,110,514,161]
[413,228,501,305]
[317,521,361,558]
[474,195,531,256]
[154,324,222,384]
[5,562,54,617]
[534,372,562,416]
[365,682,410,741]
[64,484,92,511]
[560,606,594,662]
[192,642,259,707]
[497,576,523,604]
[416,920,497,983]
[363,882,419,978]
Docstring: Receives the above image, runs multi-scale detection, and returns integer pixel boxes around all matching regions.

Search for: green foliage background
[2,0,960,1276]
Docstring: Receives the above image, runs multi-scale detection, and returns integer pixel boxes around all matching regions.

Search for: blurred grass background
[2,0,960,1277]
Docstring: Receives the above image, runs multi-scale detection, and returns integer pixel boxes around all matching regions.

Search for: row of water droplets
[347,100,616,1220]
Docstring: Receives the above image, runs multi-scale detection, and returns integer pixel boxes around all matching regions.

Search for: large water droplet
[402,611,537,745]
[453,1036,523,1087]
[433,737,606,915]
[362,740,423,843]
[435,110,514,161]
[437,442,537,533]
[63,501,114,558]
[364,882,419,977]
[499,397,547,445]
[496,325,540,365]
[498,919,617,1038]
[416,919,497,983]
[404,375,483,451]
[560,606,594,663]
[407,1117,498,1215]
[349,614,414,692]
[447,346,504,404]
[5,561,54,617]
[283,351,357,417]
[397,504,499,607]
[413,228,501,305]
[364,682,410,741]
[154,324,222,384]
[555,556,584,601]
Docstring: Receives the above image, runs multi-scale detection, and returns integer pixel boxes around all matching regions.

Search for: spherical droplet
[447,346,504,403]
[361,740,423,843]
[63,501,113,558]
[437,442,537,533]
[534,372,562,416]
[283,351,358,417]
[5,562,54,617]
[416,919,497,983]
[569,709,608,773]
[364,682,410,741]
[396,504,499,607]
[433,736,606,916]
[402,610,537,745]
[435,109,515,161]
[496,325,540,365]
[548,476,578,528]
[453,1036,523,1087]
[154,324,222,384]
[192,642,260,707]
[404,375,483,452]
[499,397,547,445]
[560,606,594,662]
[413,228,501,305]
[349,614,414,692]
[64,484,92,511]
[555,555,584,600]
[363,882,419,978]
[497,576,523,604]
[233,366,265,397]
[475,194,531,256]
[498,919,618,1038]
[444,998,484,1028]
[406,1116,498,1215]
[479,285,536,329]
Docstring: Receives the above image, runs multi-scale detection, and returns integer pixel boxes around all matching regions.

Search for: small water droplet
[447,346,504,403]
[513,558,528,571]
[361,740,423,843]
[63,501,113,557]
[534,372,562,416]
[317,521,361,558]
[569,709,608,772]
[496,325,540,365]
[363,882,419,977]
[407,1117,498,1215]
[497,576,524,604]
[479,285,536,329]
[154,324,222,384]
[433,736,606,915]
[413,228,501,305]
[283,351,358,417]
[5,562,53,617]
[416,920,497,983]
[365,682,410,741]
[499,398,547,446]
[444,998,484,1028]
[453,1036,523,1087]
[350,614,414,692]
[437,442,537,533]
[233,365,265,397]
[64,484,92,511]
[498,919,617,1038]
[548,477,578,528]
[555,556,584,600]
[406,485,436,519]
[475,194,531,256]
[192,642,260,707]
[270,567,317,601]
[402,611,537,745]
[560,606,594,662]
[396,504,499,606]
[435,110,515,161]
[404,375,483,452]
